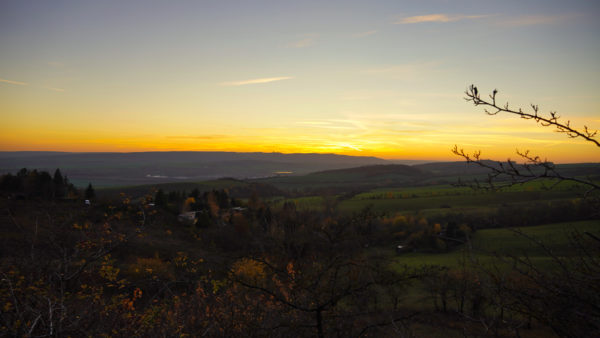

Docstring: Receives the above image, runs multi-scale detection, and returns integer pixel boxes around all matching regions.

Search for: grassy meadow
[390,220,599,269]
[265,178,592,218]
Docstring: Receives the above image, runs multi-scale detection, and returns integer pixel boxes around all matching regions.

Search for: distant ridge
[255,161,600,192]
[0,151,390,187]
[255,164,429,191]
[4,151,595,189]
[413,160,600,177]
[308,164,424,177]
[0,151,385,163]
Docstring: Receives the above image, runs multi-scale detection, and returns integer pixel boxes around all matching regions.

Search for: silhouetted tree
[52,168,64,186]
[53,168,66,198]
[154,188,167,207]
[229,214,418,337]
[453,85,600,336]
[189,187,200,199]
[84,183,95,199]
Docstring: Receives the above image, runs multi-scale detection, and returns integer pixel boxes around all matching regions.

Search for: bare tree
[452,85,600,336]
[453,85,599,195]
[228,213,419,337]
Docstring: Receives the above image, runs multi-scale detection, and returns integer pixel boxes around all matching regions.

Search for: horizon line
[0,150,595,164]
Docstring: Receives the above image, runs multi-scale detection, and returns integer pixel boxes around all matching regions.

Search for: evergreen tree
[84,183,95,199]
[37,171,53,199]
[154,189,167,207]
[52,169,64,186]
[189,188,200,199]
[53,168,66,198]
[17,168,28,178]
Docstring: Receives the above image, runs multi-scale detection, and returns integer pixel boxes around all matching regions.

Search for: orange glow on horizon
[1,2,599,166]
[1,133,596,164]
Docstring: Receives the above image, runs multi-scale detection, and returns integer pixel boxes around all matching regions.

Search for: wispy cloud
[166,135,227,140]
[220,76,293,86]
[1,77,65,92]
[297,119,367,131]
[499,14,574,27]
[329,119,368,130]
[326,142,362,151]
[296,121,355,130]
[353,30,377,38]
[287,37,314,48]
[296,121,332,126]
[397,14,489,24]
[286,34,318,48]
[0,78,28,86]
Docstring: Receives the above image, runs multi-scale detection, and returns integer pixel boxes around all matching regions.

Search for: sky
[1,0,599,163]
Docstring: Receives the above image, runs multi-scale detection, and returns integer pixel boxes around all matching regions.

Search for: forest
[2,0,599,336]
[1,157,598,337]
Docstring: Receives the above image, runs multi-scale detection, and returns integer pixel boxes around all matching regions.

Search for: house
[395,244,411,255]
[178,211,198,225]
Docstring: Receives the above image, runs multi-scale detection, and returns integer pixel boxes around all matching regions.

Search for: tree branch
[465,85,599,147]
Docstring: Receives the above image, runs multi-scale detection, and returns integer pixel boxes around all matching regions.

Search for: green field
[267,179,589,217]
[339,190,581,214]
[390,220,600,269]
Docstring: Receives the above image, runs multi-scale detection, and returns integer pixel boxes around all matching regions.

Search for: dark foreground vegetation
[1,167,599,337]
[2,86,599,337]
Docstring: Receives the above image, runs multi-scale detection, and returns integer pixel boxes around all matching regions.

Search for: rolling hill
[0,151,389,187]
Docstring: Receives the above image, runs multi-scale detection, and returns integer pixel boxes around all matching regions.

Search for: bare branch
[456,86,599,194]
[452,145,600,193]
[465,85,600,147]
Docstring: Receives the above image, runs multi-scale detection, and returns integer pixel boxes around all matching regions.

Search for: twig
[465,85,599,147]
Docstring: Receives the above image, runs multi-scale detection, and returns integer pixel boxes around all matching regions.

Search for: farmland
[390,220,599,269]
[1,162,598,337]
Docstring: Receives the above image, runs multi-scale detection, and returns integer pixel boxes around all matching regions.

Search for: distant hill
[414,161,600,178]
[3,151,595,191]
[255,164,429,192]
[96,178,286,200]
[0,151,389,187]
[308,164,425,179]
[254,161,600,193]
[413,161,503,176]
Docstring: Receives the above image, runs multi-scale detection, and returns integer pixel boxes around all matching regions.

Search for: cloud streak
[166,135,227,140]
[287,37,315,48]
[1,77,64,92]
[397,14,489,24]
[499,14,573,27]
[220,76,293,86]
[297,119,367,131]
[286,34,318,48]
[0,78,28,86]
[327,142,362,151]
[353,30,377,38]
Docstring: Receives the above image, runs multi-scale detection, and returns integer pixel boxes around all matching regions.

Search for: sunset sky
[1,0,599,162]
